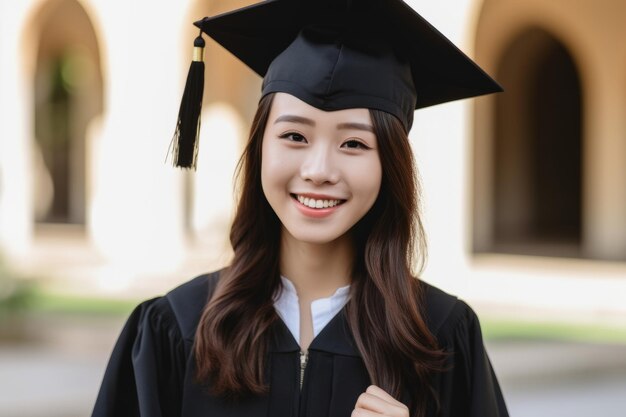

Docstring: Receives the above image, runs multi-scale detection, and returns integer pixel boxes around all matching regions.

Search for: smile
[296,195,344,208]
[293,194,345,209]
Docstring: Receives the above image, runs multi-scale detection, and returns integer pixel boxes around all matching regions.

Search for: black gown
[91,270,509,417]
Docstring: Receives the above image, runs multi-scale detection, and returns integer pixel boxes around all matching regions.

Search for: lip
[291,192,346,201]
[290,193,345,218]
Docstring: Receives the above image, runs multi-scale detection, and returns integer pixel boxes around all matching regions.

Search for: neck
[279,228,353,301]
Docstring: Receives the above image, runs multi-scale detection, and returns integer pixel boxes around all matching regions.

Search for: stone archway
[32,0,104,225]
[179,0,259,241]
[491,27,583,257]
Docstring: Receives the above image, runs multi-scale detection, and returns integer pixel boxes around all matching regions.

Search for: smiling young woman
[91,1,507,417]
[191,90,443,413]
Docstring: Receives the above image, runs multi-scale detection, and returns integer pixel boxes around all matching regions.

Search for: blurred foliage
[0,256,136,317]
[27,290,138,316]
[483,319,626,344]
[0,256,35,317]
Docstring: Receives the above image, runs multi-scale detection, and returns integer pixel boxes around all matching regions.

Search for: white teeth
[296,195,343,209]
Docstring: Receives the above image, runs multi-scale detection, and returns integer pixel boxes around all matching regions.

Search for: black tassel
[168,33,206,169]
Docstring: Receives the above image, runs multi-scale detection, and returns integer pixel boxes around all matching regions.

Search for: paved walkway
[1,314,625,417]
[489,340,626,417]
[0,314,123,417]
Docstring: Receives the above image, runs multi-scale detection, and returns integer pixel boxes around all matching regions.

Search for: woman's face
[261,93,382,245]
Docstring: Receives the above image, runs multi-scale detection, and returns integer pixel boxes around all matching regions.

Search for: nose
[299,144,340,185]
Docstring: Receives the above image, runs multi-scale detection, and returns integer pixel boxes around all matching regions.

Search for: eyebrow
[274,115,374,132]
[274,115,315,126]
[337,122,374,133]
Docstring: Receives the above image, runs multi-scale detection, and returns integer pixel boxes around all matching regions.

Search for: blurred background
[1,0,625,416]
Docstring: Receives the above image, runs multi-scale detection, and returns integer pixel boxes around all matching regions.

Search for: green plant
[0,257,35,317]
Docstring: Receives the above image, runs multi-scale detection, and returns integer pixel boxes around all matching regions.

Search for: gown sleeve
[91,296,187,417]
[434,300,509,417]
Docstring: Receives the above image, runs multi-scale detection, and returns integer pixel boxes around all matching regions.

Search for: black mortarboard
[169,0,502,168]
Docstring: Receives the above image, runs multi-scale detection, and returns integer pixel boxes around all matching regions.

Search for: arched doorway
[492,28,583,257]
[181,0,259,240]
[33,0,104,225]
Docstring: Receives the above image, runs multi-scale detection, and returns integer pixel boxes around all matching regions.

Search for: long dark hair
[194,93,444,416]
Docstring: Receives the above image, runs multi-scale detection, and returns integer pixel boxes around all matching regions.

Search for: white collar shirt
[273,276,351,349]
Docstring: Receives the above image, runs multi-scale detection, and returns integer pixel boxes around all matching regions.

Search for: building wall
[469,0,626,321]
[474,0,626,260]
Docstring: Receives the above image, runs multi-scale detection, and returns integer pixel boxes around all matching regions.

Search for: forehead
[268,93,372,126]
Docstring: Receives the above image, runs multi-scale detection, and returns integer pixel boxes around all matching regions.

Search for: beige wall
[0,0,244,291]
[469,0,626,321]
[474,0,626,261]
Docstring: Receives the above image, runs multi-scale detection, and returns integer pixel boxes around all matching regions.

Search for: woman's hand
[352,385,409,417]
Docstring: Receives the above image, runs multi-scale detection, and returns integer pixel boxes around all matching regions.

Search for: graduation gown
[91,270,509,417]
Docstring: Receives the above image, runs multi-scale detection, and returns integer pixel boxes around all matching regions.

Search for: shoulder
[419,281,509,416]
[163,269,223,342]
[419,280,480,343]
[117,271,217,350]
[93,277,218,415]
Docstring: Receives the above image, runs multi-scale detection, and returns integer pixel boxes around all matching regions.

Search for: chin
[283,224,349,246]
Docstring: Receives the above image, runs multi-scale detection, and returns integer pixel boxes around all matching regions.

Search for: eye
[279,132,307,143]
[342,139,370,150]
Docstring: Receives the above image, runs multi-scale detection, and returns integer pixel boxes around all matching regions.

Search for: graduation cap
[169,0,502,168]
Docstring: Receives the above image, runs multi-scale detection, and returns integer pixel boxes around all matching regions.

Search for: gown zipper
[299,350,308,390]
